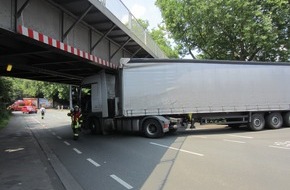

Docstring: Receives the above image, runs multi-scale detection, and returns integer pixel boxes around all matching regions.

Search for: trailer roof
[123,58,290,67]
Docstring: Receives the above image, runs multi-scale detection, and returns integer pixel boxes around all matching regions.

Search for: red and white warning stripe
[17,25,118,69]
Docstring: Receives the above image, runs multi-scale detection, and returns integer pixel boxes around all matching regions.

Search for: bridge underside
[0,0,165,85]
[0,28,105,85]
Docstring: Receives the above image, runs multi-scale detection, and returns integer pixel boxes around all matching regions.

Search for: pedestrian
[67,105,82,140]
[40,106,46,119]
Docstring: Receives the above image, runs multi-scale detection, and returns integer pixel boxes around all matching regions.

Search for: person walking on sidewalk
[67,105,82,140]
[40,106,46,119]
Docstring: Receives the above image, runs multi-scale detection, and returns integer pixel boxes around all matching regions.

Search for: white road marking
[193,136,208,139]
[87,158,100,167]
[224,139,246,144]
[52,132,56,136]
[57,136,62,140]
[73,148,82,154]
[269,145,290,150]
[5,148,24,153]
[31,117,39,123]
[64,141,70,146]
[110,174,133,189]
[32,117,45,127]
[274,141,290,147]
[150,142,204,156]
[228,134,253,139]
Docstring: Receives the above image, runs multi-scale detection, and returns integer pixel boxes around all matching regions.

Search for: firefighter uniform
[68,106,82,140]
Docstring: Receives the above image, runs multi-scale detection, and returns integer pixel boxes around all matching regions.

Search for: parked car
[22,106,37,114]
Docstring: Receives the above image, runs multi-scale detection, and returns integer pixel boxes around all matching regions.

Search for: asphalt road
[21,110,290,190]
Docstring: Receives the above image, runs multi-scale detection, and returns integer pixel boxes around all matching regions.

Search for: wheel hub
[254,119,261,126]
[272,117,279,125]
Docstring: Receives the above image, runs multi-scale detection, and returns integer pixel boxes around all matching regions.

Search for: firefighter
[67,105,82,140]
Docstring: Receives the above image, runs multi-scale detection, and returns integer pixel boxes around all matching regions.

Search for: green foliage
[0,115,10,130]
[136,19,150,30]
[0,77,13,104]
[1,77,69,102]
[125,17,180,58]
[0,77,12,129]
[156,0,290,61]
[151,25,180,58]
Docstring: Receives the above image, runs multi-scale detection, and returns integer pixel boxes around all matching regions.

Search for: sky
[120,0,163,30]
[113,0,194,58]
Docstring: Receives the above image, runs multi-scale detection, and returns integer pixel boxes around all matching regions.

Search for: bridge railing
[98,0,167,58]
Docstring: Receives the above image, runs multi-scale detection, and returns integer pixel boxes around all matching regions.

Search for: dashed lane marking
[87,158,100,167]
[224,139,246,144]
[269,145,290,150]
[227,134,253,139]
[193,136,208,139]
[64,141,70,146]
[73,148,82,154]
[110,174,133,189]
[150,142,204,156]
[57,136,62,140]
[31,117,45,127]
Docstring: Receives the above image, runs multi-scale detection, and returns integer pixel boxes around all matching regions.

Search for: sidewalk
[0,113,65,190]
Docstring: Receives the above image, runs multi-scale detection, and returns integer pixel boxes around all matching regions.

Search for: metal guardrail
[98,0,167,58]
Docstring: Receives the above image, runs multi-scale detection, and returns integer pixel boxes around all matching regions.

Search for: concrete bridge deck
[0,0,166,85]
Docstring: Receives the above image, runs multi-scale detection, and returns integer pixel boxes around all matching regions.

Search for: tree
[0,77,13,104]
[156,0,290,61]
[0,77,12,123]
[126,18,179,58]
[4,77,69,101]
[151,24,179,58]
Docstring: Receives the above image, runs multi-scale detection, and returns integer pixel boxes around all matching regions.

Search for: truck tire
[90,118,101,134]
[248,113,265,131]
[283,112,290,127]
[142,119,164,138]
[266,112,283,129]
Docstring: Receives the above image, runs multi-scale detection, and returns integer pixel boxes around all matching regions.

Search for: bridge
[0,0,166,85]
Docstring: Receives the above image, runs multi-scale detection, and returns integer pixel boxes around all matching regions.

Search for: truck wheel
[91,118,101,134]
[283,112,290,127]
[248,113,265,131]
[143,119,164,138]
[266,112,283,129]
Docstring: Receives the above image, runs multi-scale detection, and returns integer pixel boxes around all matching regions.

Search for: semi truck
[78,58,290,138]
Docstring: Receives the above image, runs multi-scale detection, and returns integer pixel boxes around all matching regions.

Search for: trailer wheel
[248,113,265,131]
[266,112,283,129]
[283,112,290,127]
[143,119,164,138]
[90,118,101,134]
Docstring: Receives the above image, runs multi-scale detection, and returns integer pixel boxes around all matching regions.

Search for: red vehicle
[9,99,38,112]
[22,106,37,114]
[9,100,26,111]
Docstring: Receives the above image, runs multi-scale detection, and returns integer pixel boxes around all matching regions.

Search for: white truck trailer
[79,58,290,138]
